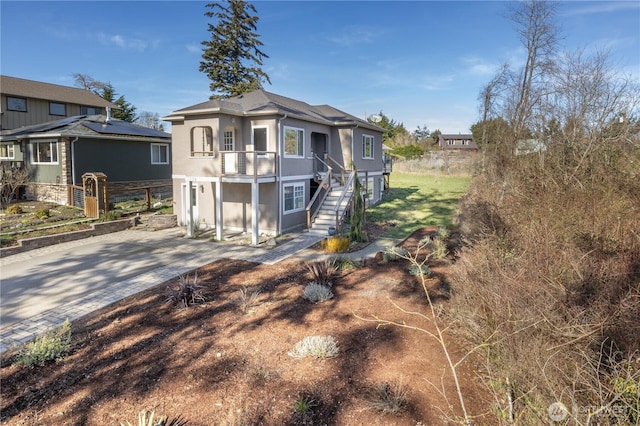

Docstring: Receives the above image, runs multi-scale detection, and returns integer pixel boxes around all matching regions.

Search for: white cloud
[562,2,639,17]
[186,44,200,54]
[97,32,148,51]
[327,26,378,46]
[460,56,500,76]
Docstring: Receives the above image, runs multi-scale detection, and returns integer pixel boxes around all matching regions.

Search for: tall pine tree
[199,1,270,98]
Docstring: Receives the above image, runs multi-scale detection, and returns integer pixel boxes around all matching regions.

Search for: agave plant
[165,272,205,308]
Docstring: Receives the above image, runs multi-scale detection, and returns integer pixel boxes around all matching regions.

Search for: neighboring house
[0,114,172,206]
[163,89,388,244]
[1,75,117,131]
[516,138,547,155]
[436,134,478,152]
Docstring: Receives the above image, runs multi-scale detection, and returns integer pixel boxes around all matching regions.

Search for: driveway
[0,227,327,353]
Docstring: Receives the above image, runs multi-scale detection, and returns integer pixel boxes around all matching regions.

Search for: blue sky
[1,1,639,134]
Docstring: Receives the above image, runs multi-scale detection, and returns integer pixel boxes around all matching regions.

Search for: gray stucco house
[164,90,389,244]
[0,114,171,205]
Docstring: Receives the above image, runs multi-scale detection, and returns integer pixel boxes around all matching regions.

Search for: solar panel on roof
[3,115,86,136]
[83,121,168,138]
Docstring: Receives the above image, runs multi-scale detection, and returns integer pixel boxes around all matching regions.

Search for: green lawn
[366,173,472,240]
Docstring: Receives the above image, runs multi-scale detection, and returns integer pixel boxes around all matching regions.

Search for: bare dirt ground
[0,227,491,426]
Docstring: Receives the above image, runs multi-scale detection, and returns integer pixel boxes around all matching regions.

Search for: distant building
[1,75,116,131]
[436,134,478,152]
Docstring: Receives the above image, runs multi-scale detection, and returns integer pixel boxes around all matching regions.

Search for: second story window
[7,97,27,112]
[49,102,66,116]
[223,128,234,151]
[284,126,304,157]
[362,135,374,159]
[252,126,267,152]
[191,126,214,156]
[81,106,102,115]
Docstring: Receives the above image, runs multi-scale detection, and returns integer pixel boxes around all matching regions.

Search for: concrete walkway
[0,228,398,354]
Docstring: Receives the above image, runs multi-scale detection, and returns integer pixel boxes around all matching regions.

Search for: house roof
[0,75,118,109]
[165,89,386,132]
[437,134,478,149]
[0,115,170,142]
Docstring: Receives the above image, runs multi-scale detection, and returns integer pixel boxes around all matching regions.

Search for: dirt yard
[0,228,490,425]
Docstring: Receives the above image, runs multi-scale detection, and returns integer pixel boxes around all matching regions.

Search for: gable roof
[0,115,170,142]
[0,75,117,109]
[437,133,478,149]
[165,89,385,132]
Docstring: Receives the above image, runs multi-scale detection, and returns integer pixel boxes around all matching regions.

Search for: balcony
[219,151,277,180]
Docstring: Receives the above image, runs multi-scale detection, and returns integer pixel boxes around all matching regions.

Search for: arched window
[191,126,214,156]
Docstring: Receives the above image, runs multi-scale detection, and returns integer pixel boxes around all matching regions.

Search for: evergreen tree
[200,0,271,98]
[100,83,137,122]
[349,170,367,243]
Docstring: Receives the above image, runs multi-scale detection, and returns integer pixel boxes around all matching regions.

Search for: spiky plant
[305,259,336,287]
[121,410,188,426]
[288,336,339,359]
[165,272,205,309]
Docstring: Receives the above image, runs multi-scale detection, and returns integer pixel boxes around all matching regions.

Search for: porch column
[251,181,259,245]
[185,180,194,238]
[215,180,223,241]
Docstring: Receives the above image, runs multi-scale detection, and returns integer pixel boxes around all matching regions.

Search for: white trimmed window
[283,182,304,213]
[0,144,15,160]
[367,177,375,201]
[252,126,268,152]
[223,128,235,151]
[31,140,58,164]
[284,126,304,157]
[49,102,66,116]
[362,135,374,159]
[191,126,214,156]
[151,144,169,164]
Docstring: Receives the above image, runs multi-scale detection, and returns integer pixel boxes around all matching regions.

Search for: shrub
[409,264,432,277]
[288,336,339,359]
[34,208,50,220]
[5,204,23,215]
[293,395,318,414]
[302,283,334,303]
[17,319,71,367]
[331,255,359,271]
[121,410,188,426]
[100,210,122,221]
[235,286,262,314]
[367,381,409,414]
[166,273,205,309]
[322,236,350,253]
[305,258,336,286]
[383,246,409,262]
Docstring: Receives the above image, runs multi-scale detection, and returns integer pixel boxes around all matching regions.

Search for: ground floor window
[0,143,15,159]
[31,140,58,164]
[151,144,169,164]
[283,182,304,213]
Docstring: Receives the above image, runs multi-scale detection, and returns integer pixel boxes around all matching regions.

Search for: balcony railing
[220,151,277,179]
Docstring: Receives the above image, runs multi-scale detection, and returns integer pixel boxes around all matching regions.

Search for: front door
[181,183,198,228]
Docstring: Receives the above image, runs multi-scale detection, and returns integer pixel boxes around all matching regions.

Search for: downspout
[276,113,288,234]
[71,137,79,185]
[351,123,359,170]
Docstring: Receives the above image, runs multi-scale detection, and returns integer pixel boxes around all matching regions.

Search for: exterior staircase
[308,174,354,235]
